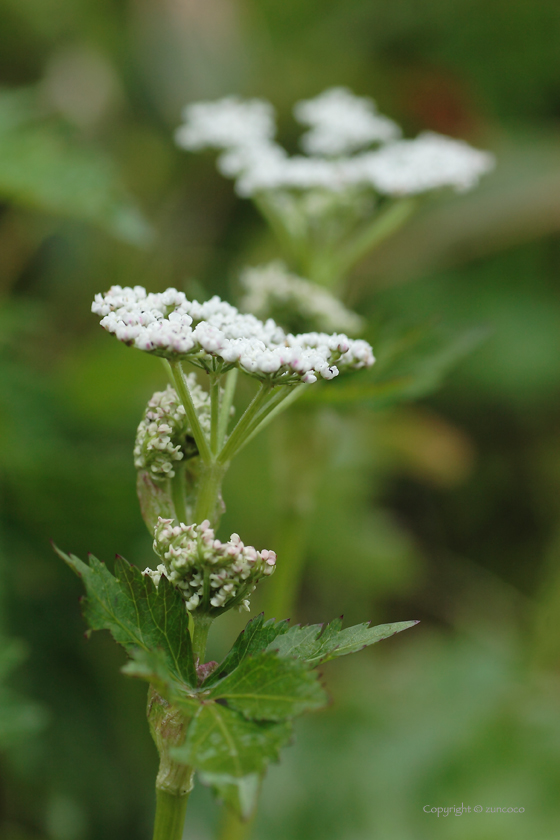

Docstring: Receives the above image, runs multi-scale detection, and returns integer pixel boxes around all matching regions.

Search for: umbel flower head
[134,382,210,480]
[91,286,374,385]
[144,517,276,614]
[240,262,364,335]
[175,86,494,198]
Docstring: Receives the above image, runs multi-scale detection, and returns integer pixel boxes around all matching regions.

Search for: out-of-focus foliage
[0,638,45,749]
[1,0,560,838]
[0,88,151,245]
[303,322,489,410]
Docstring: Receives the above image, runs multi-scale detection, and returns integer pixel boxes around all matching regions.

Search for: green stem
[264,409,331,619]
[266,510,309,619]
[217,383,271,465]
[210,373,221,455]
[334,198,417,283]
[191,613,212,663]
[234,384,307,458]
[194,460,227,525]
[218,368,238,448]
[217,806,255,840]
[169,360,212,465]
[170,469,187,524]
[252,193,307,270]
[152,789,190,840]
[148,687,194,840]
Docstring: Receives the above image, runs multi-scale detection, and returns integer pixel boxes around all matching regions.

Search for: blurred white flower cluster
[92,285,374,384]
[294,86,401,155]
[145,516,276,613]
[175,96,275,153]
[175,86,494,197]
[134,383,210,480]
[240,262,364,335]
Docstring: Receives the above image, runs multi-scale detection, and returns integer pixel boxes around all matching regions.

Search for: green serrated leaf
[267,619,419,665]
[54,546,196,687]
[125,646,288,816]
[172,703,293,777]
[202,614,290,689]
[206,651,328,721]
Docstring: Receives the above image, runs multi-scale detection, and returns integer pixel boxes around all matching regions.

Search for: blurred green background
[2,1,560,838]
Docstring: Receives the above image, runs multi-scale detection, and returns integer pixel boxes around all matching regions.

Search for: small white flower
[143,563,168,587]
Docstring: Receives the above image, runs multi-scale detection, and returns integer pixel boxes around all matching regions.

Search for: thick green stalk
[149,687,194,840]
[152,789,190,840]
[194,460,227,525]
[170,469,188,524]
[150,615,211,840]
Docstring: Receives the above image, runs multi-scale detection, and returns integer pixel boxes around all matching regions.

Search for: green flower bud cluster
[144,517,277,614]
[134,381,210,480]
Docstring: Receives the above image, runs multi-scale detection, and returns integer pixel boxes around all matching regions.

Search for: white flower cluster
[351,132,494,195]
[175,87,494,198]
[294,87,401,155]
[134,383,210,480]
[144,517,276,613]
[92,285,374,384]
[240,262,364,335]
[175,96,275,152]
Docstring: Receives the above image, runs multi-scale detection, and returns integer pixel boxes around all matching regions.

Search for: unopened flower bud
[134,382,210,480]
[143,517,277,615]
